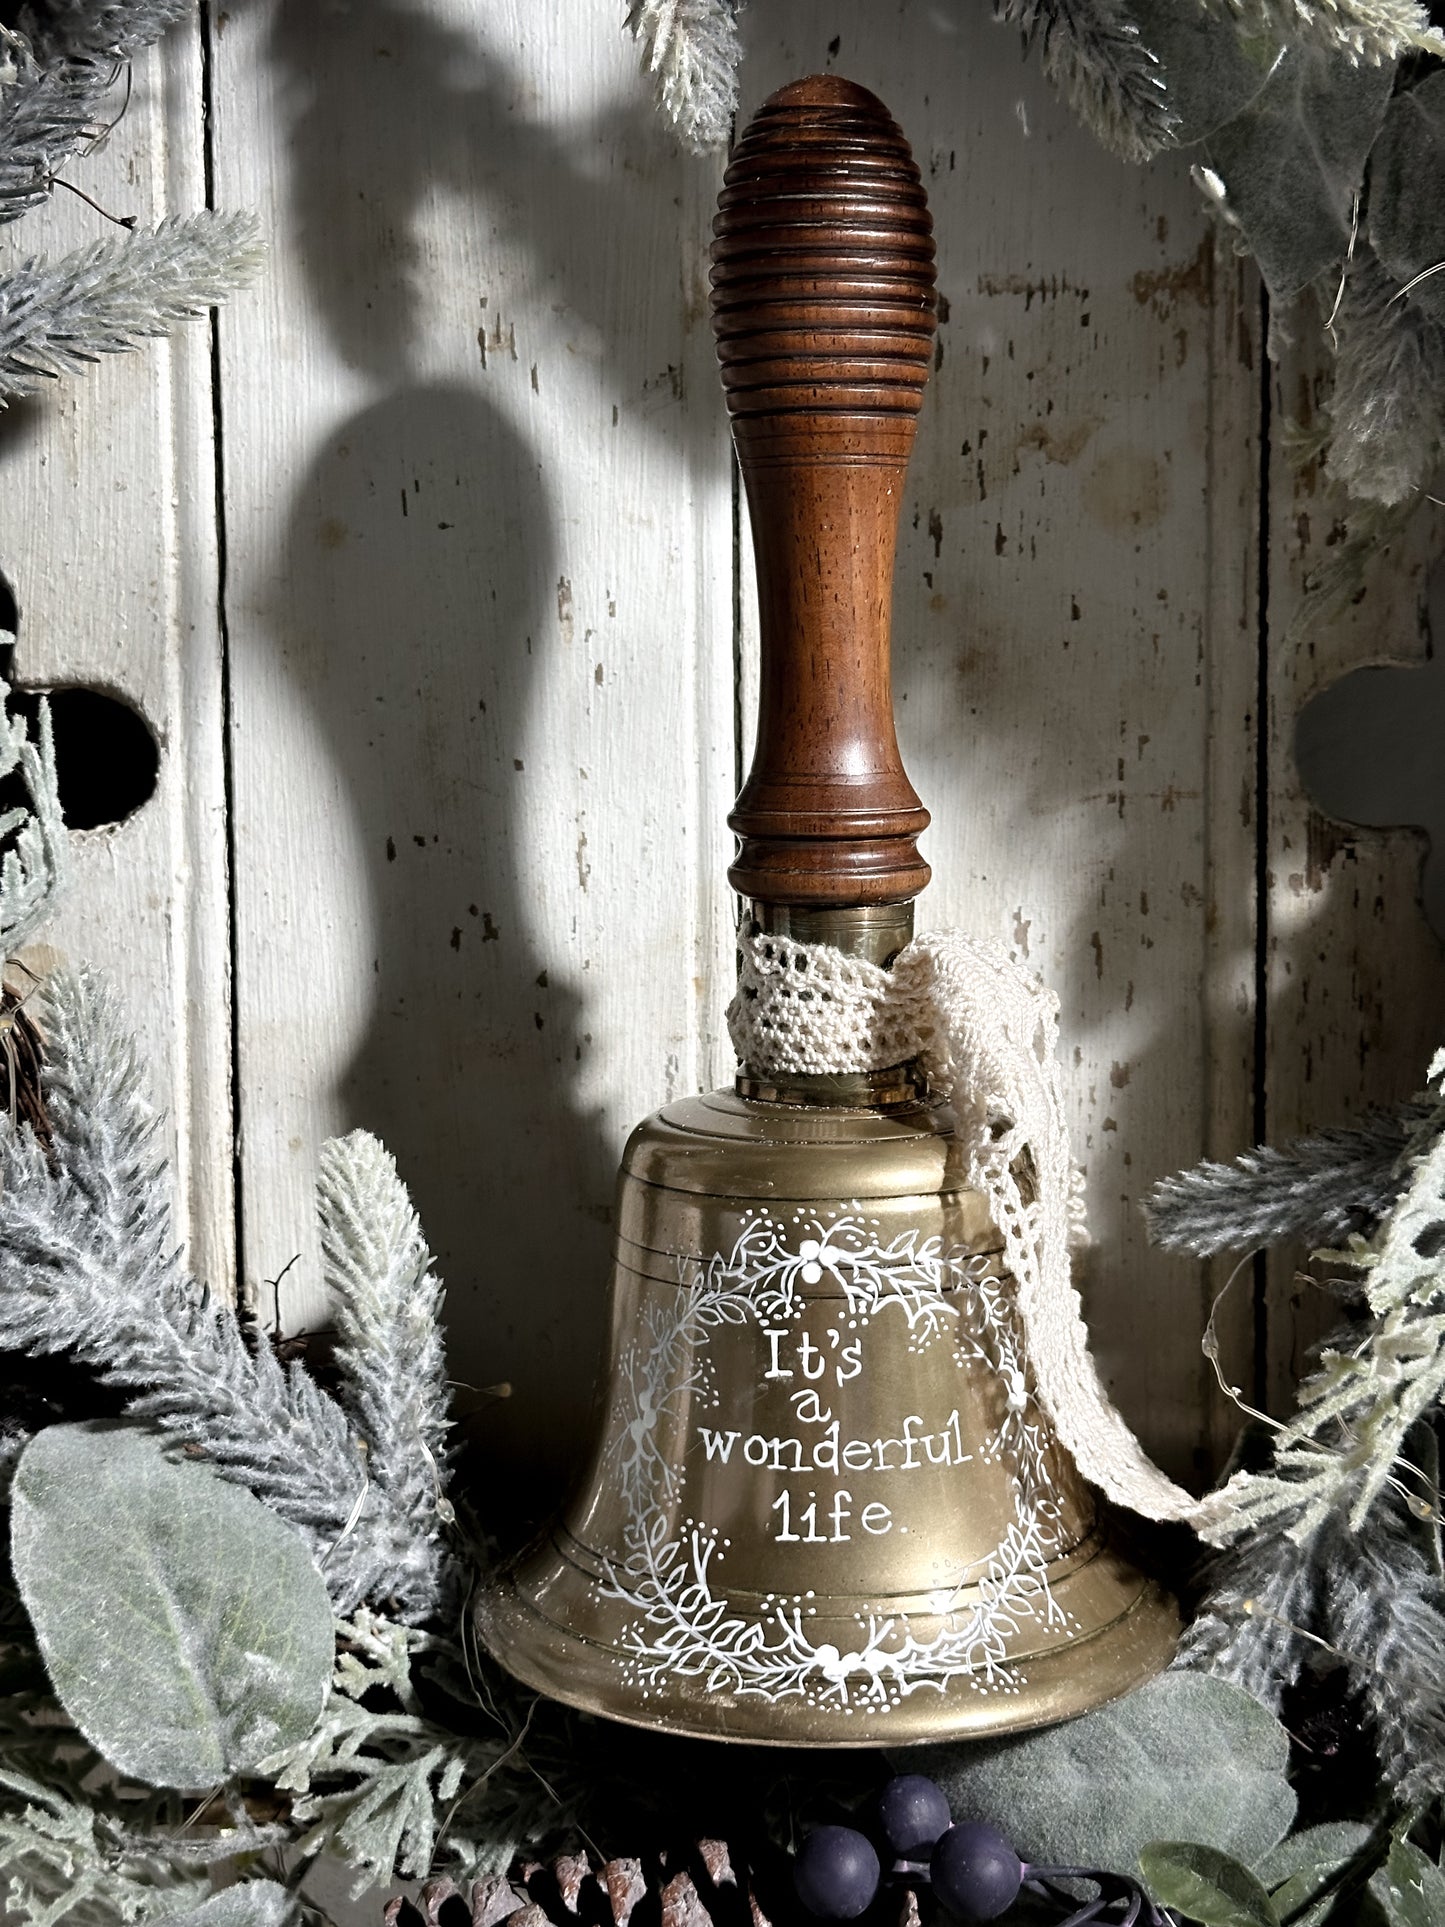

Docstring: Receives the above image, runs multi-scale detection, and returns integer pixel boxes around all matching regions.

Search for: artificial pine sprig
[1163,1050,1445,1802]
[14,0,194,67]
[0,966,456,1621]
[1191,1090,1445,1546]
[624,0,740,153]
[1145,1096,1437,1256]
[0,0,195,228]
[994,0,1177,163]
[0,212,265,405]
[321,1130,456,1615]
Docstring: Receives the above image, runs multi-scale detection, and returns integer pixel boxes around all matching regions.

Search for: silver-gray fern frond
[0,966,452,1621]
[995,0,1177,164]
[0,681,67,959]
[624,0,740,154]
[0,212,265,405]
[1201,0,1443,65]
[1145,1099,1436,1256]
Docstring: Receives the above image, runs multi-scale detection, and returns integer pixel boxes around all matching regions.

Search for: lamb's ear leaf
[895,1672,1294,1880]
[1369,72,1445,323]
[11,1421,333,1789]
[1203,43,1394,303]
[1125,0,1280,146]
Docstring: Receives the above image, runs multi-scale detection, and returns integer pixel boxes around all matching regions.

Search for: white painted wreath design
[599,1212,1074,1710]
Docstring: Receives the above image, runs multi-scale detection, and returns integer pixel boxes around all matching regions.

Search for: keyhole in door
[1295,552,1445,941]
[0,566,160,831]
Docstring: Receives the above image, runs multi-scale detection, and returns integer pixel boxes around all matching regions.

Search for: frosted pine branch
[1200,0,1443,64]
[0,681,67,957]
[1145,1100,1435,1256]
[1182,1501,1445,1803]
[625,0,740,154]
[320,1131,455,1618]
[0,41,110,226]
[0,967,447,1621]
[0,212,264,405]
[995,0,1176,164]
[0,2,198,225]
[16,0,194,66]
[1326,1504,1445,1803]
[1176,1526,1318,1711]
[1192,1081,1445,1549]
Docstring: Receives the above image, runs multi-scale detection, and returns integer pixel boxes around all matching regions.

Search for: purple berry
[877,1775,953,1859]
[794,1826,881,1920]
[930,1823,1022,1922]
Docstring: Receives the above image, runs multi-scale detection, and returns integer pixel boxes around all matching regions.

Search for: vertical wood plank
[1265,337,1445,1404]
[0,26,232,1294]
[739,4,1262,1485]
[210,0,734,1502]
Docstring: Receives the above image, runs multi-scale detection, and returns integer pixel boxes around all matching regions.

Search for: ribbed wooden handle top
[711,75,937,908]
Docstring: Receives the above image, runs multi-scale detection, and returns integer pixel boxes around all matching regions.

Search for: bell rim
[475,1551,1181,1748]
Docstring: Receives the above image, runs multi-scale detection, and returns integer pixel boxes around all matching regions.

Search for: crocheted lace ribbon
[729,923,1199,1526]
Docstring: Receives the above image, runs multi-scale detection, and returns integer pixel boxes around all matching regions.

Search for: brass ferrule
[736,899,920,1108]
[745,900,915,967]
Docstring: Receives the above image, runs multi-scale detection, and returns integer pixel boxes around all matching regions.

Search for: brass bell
[478,75,1179,1744]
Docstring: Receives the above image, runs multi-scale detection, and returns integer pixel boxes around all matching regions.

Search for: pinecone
[383,1840,922,1927]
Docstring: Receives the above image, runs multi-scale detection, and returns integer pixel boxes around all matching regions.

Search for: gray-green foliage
[0,965,456,1622]
[0,1766,210,1927]
[896,1672,1295,1880]
[0,678,66,960]
[257,1608,551,1894]
[11,1423,335,1789]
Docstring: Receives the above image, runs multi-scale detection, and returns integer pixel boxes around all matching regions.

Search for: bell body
[478,1079,1178,1743]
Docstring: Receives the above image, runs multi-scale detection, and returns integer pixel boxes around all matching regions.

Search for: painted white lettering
[771,1490,800,1541]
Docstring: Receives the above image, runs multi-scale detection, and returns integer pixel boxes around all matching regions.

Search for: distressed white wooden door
[3,0,1441,1516]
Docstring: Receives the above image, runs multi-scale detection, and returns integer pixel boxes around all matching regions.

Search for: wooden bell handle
[711,75,937,909]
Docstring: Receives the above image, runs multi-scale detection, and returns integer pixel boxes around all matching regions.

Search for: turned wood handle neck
[711,75,936,909]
